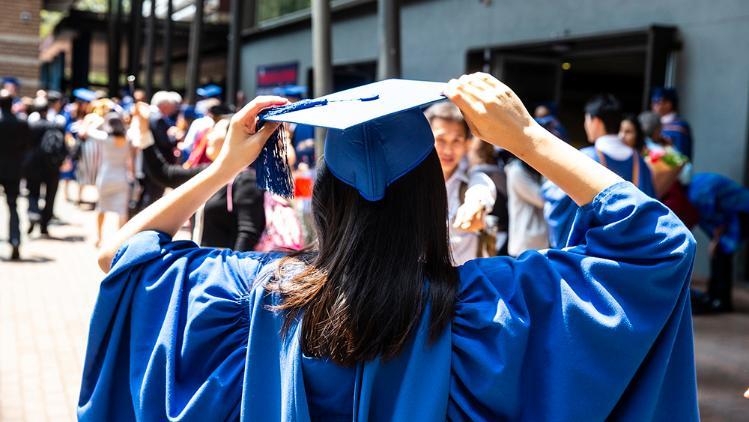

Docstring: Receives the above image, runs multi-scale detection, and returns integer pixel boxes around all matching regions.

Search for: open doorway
[307,60,377,97]
[467,26,677,147]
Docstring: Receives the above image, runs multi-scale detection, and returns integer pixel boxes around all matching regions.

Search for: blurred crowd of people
[0,80,311,263]
[0,75,747,315]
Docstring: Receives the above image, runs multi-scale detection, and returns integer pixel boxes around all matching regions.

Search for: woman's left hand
[211,96,289,179]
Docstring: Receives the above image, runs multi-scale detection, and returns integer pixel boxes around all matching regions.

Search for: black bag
[40,128,67,168]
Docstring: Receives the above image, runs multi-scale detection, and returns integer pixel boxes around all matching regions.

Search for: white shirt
[446,162,497,266]
[505,160,548,257]
[127,118,156,179]
[182,116,214,152]
[661,112,677,124]
[27,111,66,127]
[595,134,632,160]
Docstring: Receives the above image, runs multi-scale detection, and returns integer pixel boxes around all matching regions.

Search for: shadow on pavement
[40,235,87,242]
[0,255,55,263]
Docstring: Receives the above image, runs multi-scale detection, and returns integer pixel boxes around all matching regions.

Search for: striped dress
[71,120,102,186]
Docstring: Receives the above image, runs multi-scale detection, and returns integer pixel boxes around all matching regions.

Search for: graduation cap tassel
[254,96,380,197]
[254,99,327,198]
[255,123,295,198]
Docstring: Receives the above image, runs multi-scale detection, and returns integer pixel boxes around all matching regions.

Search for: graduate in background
[542,94,655,248]
[426,102,497,264]
[651,87,694,160]
[688,173,749,314]
[79,75,697,421]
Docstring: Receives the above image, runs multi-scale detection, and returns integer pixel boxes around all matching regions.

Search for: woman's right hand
[447,72,622,207]
[444,73,539,155]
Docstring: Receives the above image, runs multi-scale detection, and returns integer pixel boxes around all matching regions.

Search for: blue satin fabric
[79,182,698,421]
[688,172,749,253]
[542,147,656,248]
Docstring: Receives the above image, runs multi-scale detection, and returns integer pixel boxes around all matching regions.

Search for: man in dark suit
[0,89,31,259]
[25,97,65,236]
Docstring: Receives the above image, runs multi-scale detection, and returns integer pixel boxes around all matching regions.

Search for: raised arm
[97,97,288,272]
[445,73,621,206]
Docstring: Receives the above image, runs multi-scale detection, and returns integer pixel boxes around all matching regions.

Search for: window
[257,0,311,22]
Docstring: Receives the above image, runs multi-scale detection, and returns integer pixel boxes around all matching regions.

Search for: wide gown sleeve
[78,231,275,421]
[450,182,697,421]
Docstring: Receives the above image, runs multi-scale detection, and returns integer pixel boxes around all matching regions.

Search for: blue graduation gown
[78,182,698,421]
[542,147,656,248]
[688,172,749,253]
[662,117,693,160]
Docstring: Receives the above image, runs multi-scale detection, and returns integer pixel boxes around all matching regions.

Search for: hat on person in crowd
[73,88,97,103]
[197,84,222,99]
[2,76,20,87]
[272,84,307,100]
[257,79,447,200]
[651,87,678,106]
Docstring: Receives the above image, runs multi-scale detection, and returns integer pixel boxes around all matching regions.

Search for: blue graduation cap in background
[2,76,20,87]
[272,84,307,99]
[257,79,447,201]
[197,84,222,98]
[73,88,97,102]
[651,87,678,104]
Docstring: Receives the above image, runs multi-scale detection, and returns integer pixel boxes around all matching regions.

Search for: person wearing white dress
[80,113,132,247]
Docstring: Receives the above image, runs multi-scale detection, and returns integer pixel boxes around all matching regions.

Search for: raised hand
[446,72,622,206]
[444,73,538,155]
[212,96,289,179]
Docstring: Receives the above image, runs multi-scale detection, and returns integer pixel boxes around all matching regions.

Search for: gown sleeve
[78,231,276,421]
[450,182,697,421]
[540,180,577,248]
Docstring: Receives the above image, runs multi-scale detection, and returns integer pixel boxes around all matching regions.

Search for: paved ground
[0,187,747,421]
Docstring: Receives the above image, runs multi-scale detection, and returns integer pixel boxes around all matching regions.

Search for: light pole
[377,0,401,80]
[185,0,205,105]
[311,0,332,159]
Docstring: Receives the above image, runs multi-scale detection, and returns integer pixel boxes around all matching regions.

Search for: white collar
[661,112,677,124]
[445,165,468,186]
[595,134,633,160]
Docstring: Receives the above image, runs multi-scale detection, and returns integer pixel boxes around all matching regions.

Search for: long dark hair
[271,150,458,366]
[621,114,645,153]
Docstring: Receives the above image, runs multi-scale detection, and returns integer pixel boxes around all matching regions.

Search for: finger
[466,74,494,92]
[254,121,282,142]
[448,81,483,111]
[462,77,499,105]
[446,84,483,135]
[455,79,485,105]
[248,96,289,115]
[236,96,289,125]
[464,118,480,138]
[475,72,503,89]
[243,116,259,135]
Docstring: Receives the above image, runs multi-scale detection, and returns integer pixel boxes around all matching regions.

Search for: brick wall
[0,0,41,96]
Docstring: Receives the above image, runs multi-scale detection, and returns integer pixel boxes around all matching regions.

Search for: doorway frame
[466,25,680,111]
